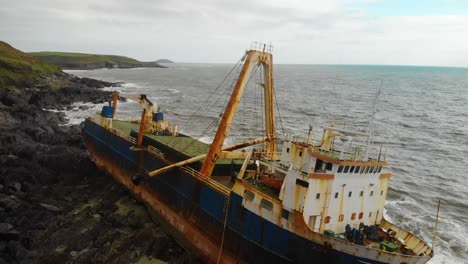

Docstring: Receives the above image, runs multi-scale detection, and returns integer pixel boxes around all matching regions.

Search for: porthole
[360,191,363,197]
[286,147,290,153]
[338,214,344,222]
[348,191,352,198]
[316,193,321,199]
[335,192,339,198]
[299,151,302,157]
[351,213,356,220]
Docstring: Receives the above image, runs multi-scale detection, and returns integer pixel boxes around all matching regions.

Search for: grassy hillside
[0,41,63,89]
[29,51,165,69]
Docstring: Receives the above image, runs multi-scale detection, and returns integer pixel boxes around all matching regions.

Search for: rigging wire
[166,59,243,149]
[273,84,286,139]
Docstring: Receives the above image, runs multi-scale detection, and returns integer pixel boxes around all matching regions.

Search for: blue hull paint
[83,119,385,264]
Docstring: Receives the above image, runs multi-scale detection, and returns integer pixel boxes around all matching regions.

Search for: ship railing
[112,128,137,144]
[148,145,165,158]
[181,166,230,196]
[250,41,273,54]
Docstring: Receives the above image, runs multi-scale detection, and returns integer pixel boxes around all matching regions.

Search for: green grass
[0,41,62,89]
[29,51,163,69]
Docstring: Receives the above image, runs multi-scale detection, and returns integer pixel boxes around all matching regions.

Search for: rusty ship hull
[83,118,431,264]
[83,46,432,263]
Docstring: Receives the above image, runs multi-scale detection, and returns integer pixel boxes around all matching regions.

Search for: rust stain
[309,173,334,179]
[86,141,238,264]
[379,173,391,179]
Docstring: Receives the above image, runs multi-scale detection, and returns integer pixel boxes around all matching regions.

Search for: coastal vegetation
[0,41,63,90]
[29,51,165,70]
[0,41,189,262]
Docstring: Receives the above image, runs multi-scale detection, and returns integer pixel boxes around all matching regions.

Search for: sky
[1,0,468,66]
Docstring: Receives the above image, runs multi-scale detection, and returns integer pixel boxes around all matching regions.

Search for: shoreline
[0,74,194,263]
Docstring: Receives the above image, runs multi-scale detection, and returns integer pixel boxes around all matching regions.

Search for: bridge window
[244,190,255,201]
[281,209,289,220]
[338,214,344,222]
[351,213,356,220]
[350,166,355,173]
[378,166,383,173]
[364,167,370,173]
[344,166,350,173]
[325,216,331,224]
[359,212,363,219]
[326,162,333,171]
[337,165,344,173]
[316,193,321,199]
[260,199,273,211]
[360,166,365,173]
[354,166,360,173]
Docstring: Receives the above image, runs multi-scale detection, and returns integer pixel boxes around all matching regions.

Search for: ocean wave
[166,88,180,94]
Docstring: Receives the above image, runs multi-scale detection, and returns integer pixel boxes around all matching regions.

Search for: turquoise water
[68,62,468,263]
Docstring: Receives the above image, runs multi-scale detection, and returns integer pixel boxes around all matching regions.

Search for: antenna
[364,89,381,161]
[306,125,312,145]
[432,199,441,250]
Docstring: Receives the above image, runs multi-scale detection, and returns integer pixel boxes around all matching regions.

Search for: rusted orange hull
[85,138,238,263]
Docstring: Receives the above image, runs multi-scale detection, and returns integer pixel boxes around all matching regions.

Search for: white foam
[167,88,180,94]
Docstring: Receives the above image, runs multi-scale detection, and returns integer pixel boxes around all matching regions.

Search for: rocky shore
[0,74,196,263]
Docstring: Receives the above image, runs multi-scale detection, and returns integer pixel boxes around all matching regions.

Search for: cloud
[0,0,467,66]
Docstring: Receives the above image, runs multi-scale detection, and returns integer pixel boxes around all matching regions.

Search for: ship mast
[200,45,277,178]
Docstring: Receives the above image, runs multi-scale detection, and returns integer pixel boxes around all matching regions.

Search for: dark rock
[0,195,21,210]
[0,223,19,240]
[39,203,61,212]
[7,182,21,193]
[0,240,6,252]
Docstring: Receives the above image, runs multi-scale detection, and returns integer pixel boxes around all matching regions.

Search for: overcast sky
[1,0,468,66]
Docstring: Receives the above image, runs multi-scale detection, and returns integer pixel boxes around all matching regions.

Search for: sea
[64,61,468,264]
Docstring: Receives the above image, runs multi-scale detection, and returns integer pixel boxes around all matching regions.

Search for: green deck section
[112,120,139,134]
[112,119,242,165]
[146,134,209,159]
